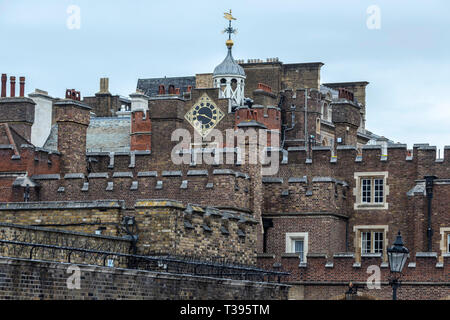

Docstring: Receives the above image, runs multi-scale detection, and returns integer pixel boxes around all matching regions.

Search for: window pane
[294,240,304,262]
[362,232,371,254]
[362,179,372,203]
[374,232,384,254]
[374,179,384,203]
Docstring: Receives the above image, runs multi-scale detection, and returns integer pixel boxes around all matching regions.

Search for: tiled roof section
[43,117,131,153]
[137,76,196,97]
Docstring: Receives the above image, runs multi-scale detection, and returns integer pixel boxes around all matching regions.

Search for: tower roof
[213,47,246,77]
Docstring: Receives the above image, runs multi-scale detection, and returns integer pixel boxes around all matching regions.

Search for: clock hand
[198,114,215,122]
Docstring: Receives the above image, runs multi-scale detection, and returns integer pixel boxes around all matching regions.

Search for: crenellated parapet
[33,168,252,211]
[135,200,258,265]
[257,252,450,300]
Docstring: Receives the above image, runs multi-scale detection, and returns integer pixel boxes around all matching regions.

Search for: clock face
[185,94,224,137]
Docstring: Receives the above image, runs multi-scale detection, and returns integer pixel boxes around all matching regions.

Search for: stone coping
[112,172,134,178]
[53,99,92,110]
[31,174,61,180]
[416,252,438,258]
[0,222,130,242]
[187,170,208,176]
[0,200,125,211]
[88,173,109,179]
[137,171,158,177]
[0,97,36,104]
[135,200,257,224]
[333,253,355,258]
[336,145,357,151]
[162,171,182,177]
[64,173,85,179]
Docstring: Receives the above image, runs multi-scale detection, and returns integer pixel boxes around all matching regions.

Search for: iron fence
[0,239,288,283]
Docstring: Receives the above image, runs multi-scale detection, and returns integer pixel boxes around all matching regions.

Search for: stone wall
[134,200,258,265]
[0,199,259,266]
[0,257,289,300]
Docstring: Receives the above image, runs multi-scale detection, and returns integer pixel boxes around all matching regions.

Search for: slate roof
[43,117,131,153]
[137,76,196,97]
[213,48,246,77]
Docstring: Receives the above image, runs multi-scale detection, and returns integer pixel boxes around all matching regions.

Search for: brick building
[0,17,448,300]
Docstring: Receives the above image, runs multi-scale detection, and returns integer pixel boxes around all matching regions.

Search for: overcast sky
[1,0,449,153]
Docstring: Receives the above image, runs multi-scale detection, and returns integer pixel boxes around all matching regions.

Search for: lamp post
[387,232,409,300]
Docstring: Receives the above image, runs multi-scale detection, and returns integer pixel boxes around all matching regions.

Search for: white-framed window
[447,234,450,253]
[439,228,450,256]
[354,225,388,261]
[361,231,384,254]
[354,172,389,210]
[286,232,309,263]
[361,178,384,204]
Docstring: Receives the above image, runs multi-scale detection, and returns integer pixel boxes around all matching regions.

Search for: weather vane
[222,9,237,41]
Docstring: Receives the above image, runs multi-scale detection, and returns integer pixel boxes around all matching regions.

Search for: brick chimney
[1,74,6,97]
[54,98,91,174]
[0,83,36,141]
[131,110,152,152]
[19,77,25,97]
[10,77,16,97]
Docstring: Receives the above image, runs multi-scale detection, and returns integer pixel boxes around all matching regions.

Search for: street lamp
[387,232,409,300]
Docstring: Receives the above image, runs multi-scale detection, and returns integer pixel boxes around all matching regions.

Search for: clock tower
[213,10,246,112]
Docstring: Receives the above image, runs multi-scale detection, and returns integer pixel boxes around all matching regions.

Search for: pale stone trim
[439,227,450,263]
[353,225,389,263]
[285,232,309,263]
[353,172,389,210]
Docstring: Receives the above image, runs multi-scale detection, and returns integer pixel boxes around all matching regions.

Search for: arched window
[231,78,238,91]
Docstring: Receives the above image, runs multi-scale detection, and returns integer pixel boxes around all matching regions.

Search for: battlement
[0,144,60,176]
[134,200,258,265]
[272,144,450,167]
[0,199,259,266]
[258,252,450,286]
[32,167,253,211]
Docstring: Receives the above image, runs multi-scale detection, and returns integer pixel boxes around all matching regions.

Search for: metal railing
[0,239,289,283]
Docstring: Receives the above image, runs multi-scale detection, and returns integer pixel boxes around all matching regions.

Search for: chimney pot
[1,74,6,98]
[19,77,25,97]
[10,76,16,97]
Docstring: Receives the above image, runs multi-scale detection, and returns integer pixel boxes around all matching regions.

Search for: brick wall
[258,254,450,300]
[0,257,289,300]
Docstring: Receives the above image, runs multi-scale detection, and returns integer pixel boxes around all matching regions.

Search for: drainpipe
[425,175,437,252]
[304,89,308,149]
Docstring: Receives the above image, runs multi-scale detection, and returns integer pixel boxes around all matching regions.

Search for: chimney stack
[19,77,25,97]
[1,74,6,97]
[10,76,16,97]
[54,99,91,174]
[99,78,110,94]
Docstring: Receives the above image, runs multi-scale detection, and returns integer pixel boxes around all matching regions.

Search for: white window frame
[448,234,450,253]
[286,232,309,263]
[361,230,384,254]
[439,228,450,257]
[354,172,389,210]
[354,225,389,262]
